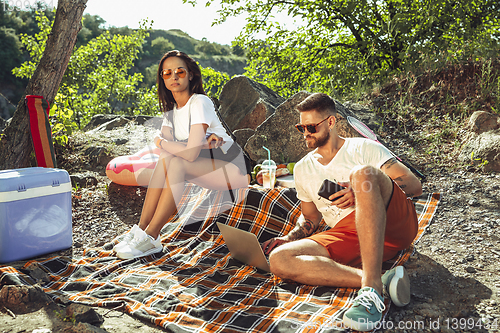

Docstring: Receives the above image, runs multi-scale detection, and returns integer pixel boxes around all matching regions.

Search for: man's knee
[269,246,295,279]
[350,165,390,189]
[349,165,381,180]
[349,165,393,205]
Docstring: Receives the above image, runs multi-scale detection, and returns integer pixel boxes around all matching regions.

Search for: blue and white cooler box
[0,167,72,263]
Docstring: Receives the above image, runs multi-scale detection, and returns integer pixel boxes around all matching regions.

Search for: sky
[84,0,249,45]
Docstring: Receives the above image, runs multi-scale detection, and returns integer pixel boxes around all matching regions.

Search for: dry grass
[363,58,500,173]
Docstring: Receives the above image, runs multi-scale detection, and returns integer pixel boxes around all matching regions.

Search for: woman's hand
[202,133,225,149]
[154,134,164,149]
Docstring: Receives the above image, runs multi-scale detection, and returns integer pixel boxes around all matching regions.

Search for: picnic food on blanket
[106,145,160,186]
[255,167,290,186]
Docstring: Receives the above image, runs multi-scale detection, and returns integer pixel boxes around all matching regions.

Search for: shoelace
[129,232,149,246]
[355,290,386,313]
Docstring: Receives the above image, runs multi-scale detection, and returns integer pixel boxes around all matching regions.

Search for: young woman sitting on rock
[113,50,251,259]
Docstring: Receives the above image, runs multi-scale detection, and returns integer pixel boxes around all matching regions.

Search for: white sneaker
[381,266,411,307]
[115,230,163,259]
[113,225,141,253]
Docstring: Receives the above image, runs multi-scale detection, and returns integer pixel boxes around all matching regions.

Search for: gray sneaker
[113,225,140,253]
[381,266,410,306]
[115,230,163,259]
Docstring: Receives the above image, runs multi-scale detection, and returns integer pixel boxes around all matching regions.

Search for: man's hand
[330,181,355,209]
[261,236,290,255]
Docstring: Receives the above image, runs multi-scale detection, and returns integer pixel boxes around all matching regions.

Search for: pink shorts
[307,181,418,268]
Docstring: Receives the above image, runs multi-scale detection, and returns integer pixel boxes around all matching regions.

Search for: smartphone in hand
[318,179,346,200]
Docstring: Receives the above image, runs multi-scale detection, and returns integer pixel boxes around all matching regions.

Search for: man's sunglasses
[295,116,331,134]
[161,68,187,80]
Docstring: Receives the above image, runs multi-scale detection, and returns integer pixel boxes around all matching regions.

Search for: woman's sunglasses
[161,68,187,80]
[295,116,331,133]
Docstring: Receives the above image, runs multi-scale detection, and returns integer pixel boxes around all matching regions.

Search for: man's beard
[306,130,330,149]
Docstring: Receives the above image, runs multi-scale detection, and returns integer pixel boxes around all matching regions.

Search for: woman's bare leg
[138,152,174,230]
[143,156,249,239]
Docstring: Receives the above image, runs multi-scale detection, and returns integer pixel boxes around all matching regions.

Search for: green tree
[77,13,106,46]
[191,0,500,97]
[12,11,157,144]
[151,36,175,55]
[0,27,22,83]
[201,65,230,97]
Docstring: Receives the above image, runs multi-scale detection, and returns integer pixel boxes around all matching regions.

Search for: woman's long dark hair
[157,50,206,113]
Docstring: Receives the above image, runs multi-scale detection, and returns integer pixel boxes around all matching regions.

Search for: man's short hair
[296,93,336,116]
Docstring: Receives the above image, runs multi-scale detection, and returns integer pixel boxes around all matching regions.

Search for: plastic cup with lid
[261,159,277,189]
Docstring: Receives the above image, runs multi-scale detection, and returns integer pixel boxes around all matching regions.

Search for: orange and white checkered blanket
[0,185,440,332]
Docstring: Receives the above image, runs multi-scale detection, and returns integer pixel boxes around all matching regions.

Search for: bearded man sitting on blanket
[261,93,422,331]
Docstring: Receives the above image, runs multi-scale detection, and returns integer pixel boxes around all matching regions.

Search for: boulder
[218,76,285,130]
[65,303,104,325]
[84,114,162,132]
[71,171,99,188]
[83,114,122,131]
[332,101,369,139]
[84,146,110,167]
[464,110,500,137]
[245,91,310,163]
[233,128,255,150]
[135,115,162,127]
[0,285,54,314]
[459,129,500,172]
[244,92,373,163]
[89,116,130,132]
[458,111,500,172]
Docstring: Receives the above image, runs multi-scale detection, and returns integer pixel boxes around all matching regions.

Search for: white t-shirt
[161,94,233,153]
[294,137,393,228]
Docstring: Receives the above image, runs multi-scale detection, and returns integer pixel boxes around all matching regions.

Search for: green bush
[12,12,158,144]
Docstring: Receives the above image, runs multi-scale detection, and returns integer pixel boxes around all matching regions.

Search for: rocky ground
[1,111,500,332]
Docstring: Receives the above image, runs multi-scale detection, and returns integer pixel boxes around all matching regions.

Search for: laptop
[216,222,270,272]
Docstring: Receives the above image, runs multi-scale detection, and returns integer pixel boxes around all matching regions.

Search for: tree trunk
[0,0,87,170]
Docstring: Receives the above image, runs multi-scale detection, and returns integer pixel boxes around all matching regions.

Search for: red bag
[26,95,57,168]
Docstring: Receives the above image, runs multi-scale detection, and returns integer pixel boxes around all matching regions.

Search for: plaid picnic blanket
[0,185,440,332]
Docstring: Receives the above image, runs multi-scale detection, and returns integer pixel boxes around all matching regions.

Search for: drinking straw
[263,146,271,162]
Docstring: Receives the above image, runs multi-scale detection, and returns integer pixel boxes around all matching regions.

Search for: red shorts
[307,181,418,268]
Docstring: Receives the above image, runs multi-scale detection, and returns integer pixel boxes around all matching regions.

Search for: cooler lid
[0,167,70,192]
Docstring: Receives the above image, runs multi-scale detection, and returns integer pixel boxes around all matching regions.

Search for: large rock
[244,92,372,163]
[65,303,104,325]
[218,76,285,131]
[0,285,54,314]
[459,111,500,172]
[465,111,500,135]
[233,128,255,150]
[333,101,373,139]
[84,114,123,131]
[84,114,162,132]
[244,91,310,163]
